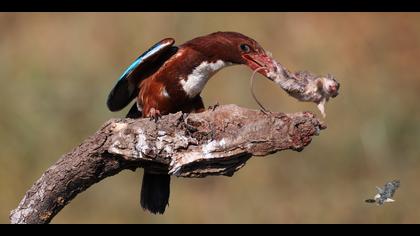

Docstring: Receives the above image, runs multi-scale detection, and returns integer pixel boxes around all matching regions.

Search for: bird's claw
[148,108,161,122]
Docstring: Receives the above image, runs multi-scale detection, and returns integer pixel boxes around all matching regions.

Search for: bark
[10,104,326,224]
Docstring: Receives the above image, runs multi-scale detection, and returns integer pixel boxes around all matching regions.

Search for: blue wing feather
[107,38,175,111]
[117,42,168,81]
[117,57,142,81]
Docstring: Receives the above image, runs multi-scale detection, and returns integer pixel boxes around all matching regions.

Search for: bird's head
[183,31,277,80]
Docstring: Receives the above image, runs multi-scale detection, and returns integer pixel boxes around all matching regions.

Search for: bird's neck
[180,59,233,98]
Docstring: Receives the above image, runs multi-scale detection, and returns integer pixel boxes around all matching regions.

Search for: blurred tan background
[1,13,420,223]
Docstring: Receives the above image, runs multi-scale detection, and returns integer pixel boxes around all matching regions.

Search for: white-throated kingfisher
[107,31,277,214]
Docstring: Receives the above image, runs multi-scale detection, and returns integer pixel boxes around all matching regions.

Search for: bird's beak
[242,52,276,81]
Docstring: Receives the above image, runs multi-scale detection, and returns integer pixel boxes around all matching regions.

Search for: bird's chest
[178,60,230,98]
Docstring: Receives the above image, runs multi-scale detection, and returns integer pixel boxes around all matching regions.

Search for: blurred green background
[1,13,420,223]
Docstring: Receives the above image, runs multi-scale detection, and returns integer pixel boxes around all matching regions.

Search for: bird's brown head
[182,31,276,80]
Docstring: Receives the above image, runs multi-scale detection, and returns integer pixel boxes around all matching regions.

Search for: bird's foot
[148,108,162,122]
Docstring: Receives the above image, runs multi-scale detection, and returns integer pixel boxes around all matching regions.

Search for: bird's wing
[383,180,400,198]
[107,38,177,111]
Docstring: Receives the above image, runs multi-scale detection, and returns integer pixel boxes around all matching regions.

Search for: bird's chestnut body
[136,47,215,116]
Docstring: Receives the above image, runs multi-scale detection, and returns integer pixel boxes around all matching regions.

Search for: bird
[106,31,277,214]
[365,180,400,205]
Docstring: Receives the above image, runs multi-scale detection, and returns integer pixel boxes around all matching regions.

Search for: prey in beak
[266,59,340,118]
[243,51,340,118]
[235,37,340,118]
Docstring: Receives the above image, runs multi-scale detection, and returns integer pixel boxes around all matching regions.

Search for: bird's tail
[140,172,171,214]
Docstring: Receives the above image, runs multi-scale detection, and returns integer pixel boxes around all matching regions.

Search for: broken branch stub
[10,104,325,224]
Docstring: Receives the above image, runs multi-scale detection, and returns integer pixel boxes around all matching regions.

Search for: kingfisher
[107,31,277,214]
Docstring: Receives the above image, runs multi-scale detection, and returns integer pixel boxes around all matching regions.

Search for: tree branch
[10,104,326,224]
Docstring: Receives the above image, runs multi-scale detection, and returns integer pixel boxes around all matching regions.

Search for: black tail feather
[140,172,171,214]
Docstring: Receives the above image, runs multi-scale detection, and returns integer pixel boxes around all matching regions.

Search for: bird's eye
[240,44,251,53]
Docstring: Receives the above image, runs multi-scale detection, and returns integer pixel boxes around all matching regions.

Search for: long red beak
[243,53,276,80]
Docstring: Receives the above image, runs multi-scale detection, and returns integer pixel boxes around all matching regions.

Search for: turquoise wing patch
[107,38,175,111]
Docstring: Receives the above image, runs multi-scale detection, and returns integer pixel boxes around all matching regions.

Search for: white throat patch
[180,60,230,98]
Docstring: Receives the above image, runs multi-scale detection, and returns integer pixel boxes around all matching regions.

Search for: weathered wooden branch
[10,104,326,224]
